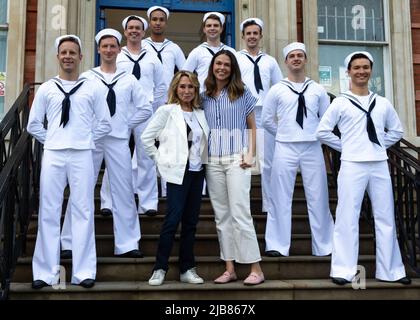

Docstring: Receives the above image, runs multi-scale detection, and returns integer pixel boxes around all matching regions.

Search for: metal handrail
[388,139,420,273]
[0,83,41,300]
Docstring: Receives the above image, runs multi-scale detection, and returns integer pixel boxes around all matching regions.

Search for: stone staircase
[8,175,420,300]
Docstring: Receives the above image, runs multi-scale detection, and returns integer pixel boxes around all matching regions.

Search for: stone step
[90,182,338,198]
[28,214,373,236]
[24,233,375,257]
[9,278,420,300]
[58,196,338,216]
[14,255,380,282]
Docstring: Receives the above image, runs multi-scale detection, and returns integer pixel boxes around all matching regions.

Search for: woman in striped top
[202,50,265,286]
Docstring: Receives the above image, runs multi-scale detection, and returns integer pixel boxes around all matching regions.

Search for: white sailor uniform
[142,37,186,197]
[316,91,407,281]
[27,76,111,285]
[236,49,283,212]
[142,37,185,95]
[262,78,334,256]
[101,47,165,214]
[61,68,152,254]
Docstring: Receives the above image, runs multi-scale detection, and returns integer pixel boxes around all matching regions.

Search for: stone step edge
[24,234,376,241]
[16,255,378,264]
[10,279,420,293]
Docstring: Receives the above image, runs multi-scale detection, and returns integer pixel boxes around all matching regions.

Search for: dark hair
[347,53,373,70]
[241,20,262,35]
[149,9,168,20]
[58,37,81,53]
[200,14,226,43]
[168,71,201,109]
[125,16,144,30]
[205,50,245,101]
[98,35,120,47]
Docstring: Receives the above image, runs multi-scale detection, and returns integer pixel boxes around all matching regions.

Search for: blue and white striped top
[202,87,257,157]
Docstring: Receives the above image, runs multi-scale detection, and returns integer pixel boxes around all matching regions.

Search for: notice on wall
[319,66,332,87]
[0,72,5,97]
[339,67,350,93]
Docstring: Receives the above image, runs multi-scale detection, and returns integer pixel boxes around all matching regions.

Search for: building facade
[3,0,419,143]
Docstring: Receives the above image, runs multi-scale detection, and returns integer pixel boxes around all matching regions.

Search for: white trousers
[32,149,96,285]
[206,155,261,264]
[265,141,334,256]
[62,136,140,255]
[330,160,406,281]
[255,106,275,213]
[101,120,158,213]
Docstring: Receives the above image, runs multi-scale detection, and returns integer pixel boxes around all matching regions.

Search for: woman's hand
[240,153,255,169]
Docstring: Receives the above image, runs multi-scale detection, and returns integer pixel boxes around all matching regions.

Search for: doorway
[96,0,236,59]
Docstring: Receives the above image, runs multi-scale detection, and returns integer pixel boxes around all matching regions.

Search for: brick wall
[24,0,37,86]
[297,0,303,42]
[412,0,420,135]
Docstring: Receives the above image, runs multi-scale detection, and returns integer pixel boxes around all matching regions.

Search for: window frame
[317,0,393,101]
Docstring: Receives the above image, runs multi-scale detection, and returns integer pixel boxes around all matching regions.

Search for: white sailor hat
[55,34,82,52]
[283,42,306,60]
[122,15,148,31]
[344,51,374,69]
[240,18,264,32]
[203,12,225,25]
[147,6,170,19]
[95,28,122,45]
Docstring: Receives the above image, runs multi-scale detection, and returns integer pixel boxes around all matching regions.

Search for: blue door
[96,0,236,47]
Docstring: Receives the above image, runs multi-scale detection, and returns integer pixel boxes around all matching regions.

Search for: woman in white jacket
[141,71,209,286]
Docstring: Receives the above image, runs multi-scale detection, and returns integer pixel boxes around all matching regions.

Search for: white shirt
[236,50,283,106]
[141,104,209,185]
[262,78,329,142]
[183,42,236,92]
[117,47,167,110]
[27,76,111,150]
[316,91,404,162]
[82,67,152,139]
[183,111,203,171]
[202,87,256,157]
[142,38,186,91]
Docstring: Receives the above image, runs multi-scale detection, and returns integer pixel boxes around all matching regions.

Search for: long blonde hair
[167,71,201,109]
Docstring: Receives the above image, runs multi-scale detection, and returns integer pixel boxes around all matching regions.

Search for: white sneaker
[148,269,166,286]
[180,268,204,284]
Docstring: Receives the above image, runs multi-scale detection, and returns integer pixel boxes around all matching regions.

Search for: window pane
[319,44,384,97]
[318,0,385,42]
[0,30,6,70]
[0,0,7,24]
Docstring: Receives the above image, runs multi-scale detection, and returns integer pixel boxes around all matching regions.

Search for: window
[317,0,388,97]
[0,0,8,117]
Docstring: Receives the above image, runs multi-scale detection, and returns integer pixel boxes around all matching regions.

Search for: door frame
[96,0,236,47]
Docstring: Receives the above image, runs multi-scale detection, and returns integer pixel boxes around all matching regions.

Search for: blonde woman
[141,71,209,286]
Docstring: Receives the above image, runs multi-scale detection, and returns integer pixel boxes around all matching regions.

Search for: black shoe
[79,279,95,288]
[115,249,144,258]
[100,208,112,216]
[379,276,412,285]
[331,277,351,285]
[144,209,158,217]
[60,250,72,259]
[265,250,283,257]
[397,277,412,285]
[32,280,49,289]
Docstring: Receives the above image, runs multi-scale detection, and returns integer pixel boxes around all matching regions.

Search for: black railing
[324,138,420,275]
[0,83,42,300]
[388,139,420,273]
